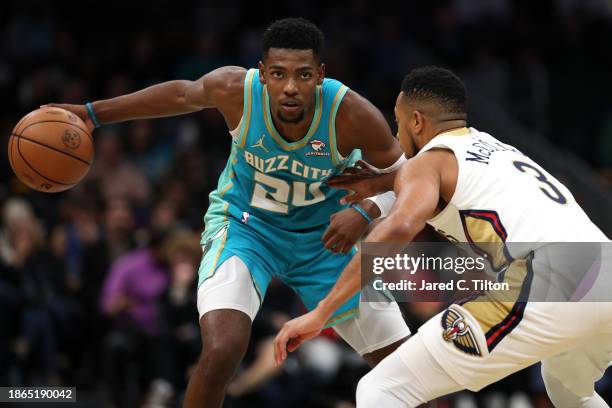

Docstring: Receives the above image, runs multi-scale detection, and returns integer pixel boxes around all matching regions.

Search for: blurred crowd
[1,0,612,407]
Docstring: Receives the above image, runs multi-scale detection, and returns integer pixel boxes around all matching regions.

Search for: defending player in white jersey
[274,66,612,407]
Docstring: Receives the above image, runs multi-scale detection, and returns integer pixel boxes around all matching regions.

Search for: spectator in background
[0,198,39,267]
[126,120,174,184]
[70,195,136,304]
[100,229,168,407]
[54,196,138,389]
[100,228,200,407]
[0,198,73,386]
[146,230,202,407]
[0,199,33,385]
[0,257,20,385]
[86,128,151,209]
[150,198,183,232]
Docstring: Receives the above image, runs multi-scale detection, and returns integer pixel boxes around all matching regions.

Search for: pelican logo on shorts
[306,139,330,157]
[62,129,81,149]
[441,307,482,356]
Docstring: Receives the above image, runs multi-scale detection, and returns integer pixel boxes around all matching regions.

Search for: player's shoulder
[418,147,457,163]
[334,88,387,134]
[203,66,250,113]
[338,85,383,115]
[321,76,345,92]
[205,66,248,94]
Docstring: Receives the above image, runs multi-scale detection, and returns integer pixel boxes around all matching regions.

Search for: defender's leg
[332,300,410,367]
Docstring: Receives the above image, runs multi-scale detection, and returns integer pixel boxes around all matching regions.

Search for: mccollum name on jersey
[465,138,521,165]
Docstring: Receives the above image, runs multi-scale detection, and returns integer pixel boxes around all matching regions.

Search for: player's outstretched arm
[44,66,246,130]
[275,151,449,364]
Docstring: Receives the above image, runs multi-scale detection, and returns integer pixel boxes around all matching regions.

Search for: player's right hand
[273,308,328,366]
[40,103,96,133]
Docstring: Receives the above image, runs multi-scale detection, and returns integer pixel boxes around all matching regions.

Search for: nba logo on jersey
[241,211,250,224]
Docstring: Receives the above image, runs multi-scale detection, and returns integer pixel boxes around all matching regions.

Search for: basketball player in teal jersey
[48,18,411,408]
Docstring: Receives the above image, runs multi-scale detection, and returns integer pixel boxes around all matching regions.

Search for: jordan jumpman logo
[251,135,269,153]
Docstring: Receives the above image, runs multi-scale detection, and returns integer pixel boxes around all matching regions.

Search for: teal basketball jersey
[203,68,361,234]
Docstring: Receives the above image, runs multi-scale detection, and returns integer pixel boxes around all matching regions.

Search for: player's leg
[332,300,410,367]
[184,310,251,408]
[355,333,462,407]
[184,216,281,407]
[356,251,612,406]
[541,336,612,408]
[542,368,608,408]
[183,256,261,408]
[355,301,601,407]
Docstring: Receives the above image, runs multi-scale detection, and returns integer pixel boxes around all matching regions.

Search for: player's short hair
[262,17,324,62]
[401,66,467,115]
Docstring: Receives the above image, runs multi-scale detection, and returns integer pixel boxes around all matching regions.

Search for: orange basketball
[8,107,94,193]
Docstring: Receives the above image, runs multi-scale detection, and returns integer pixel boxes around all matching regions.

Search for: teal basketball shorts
[198,212,360,326]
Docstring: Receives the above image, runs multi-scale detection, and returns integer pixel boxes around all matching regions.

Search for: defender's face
[394,94,417,156]
[259,48,324,124]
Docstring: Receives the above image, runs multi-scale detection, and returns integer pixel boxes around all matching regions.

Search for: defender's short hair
[262,17,324,62]
[401,66,467,114]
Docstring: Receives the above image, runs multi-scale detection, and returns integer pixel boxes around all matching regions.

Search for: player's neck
[433,121,467,138]
[417,121,467,150]
[272,104,316,142]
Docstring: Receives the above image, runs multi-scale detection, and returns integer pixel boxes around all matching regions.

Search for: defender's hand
[41,103,96,133]
[322,208,370,254]
[328,160,391,204]
[273,309,328,365]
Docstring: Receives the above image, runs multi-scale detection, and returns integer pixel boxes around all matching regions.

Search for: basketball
[8,107,94,193]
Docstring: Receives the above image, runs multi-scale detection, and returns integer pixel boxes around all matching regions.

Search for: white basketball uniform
[357,127,612,408]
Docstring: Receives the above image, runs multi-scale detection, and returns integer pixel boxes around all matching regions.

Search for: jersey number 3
[513,161,567,204]
[250,171,325,213]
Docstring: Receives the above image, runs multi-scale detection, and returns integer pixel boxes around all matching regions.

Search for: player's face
[259,48,324,124]
[394,94,417,156]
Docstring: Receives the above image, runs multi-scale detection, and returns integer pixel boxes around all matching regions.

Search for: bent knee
[356,371,414,408]
[542,368,596,408]
[356,373,382,407]
[200,340,244,366]
[357,368,427,408]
